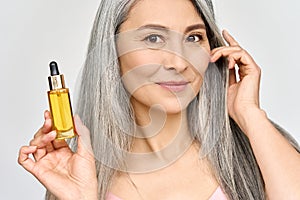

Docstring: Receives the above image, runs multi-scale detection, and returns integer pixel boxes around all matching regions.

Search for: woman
[18,0,300,199]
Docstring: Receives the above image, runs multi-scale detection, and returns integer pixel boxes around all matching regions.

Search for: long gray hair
[46,0,300,199]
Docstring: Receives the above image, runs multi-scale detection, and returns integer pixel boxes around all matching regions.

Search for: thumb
[73,115,94,158]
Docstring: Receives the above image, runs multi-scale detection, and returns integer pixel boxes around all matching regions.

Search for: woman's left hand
[210,30,263,132]
[211,31,300,199]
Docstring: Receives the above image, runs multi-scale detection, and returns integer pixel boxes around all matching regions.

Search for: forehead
[122,0,204,31]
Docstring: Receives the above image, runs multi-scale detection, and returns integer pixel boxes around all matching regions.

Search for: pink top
[107,186,227,200]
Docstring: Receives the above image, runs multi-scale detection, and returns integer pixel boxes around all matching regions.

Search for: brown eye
[186,34,203,43]
[145,34,164,43]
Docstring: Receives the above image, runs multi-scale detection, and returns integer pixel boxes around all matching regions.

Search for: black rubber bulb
[49,61,60,76]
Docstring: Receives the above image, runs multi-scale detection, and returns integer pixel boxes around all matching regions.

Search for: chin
[155,99,190,115]
[130,86,196,115]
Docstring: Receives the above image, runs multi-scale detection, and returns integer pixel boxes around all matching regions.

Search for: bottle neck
[48,74,65,90]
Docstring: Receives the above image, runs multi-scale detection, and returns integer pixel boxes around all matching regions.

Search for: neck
[131,103,192,153]
[123,98,196,173]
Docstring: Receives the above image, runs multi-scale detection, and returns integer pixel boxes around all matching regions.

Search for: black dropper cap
[48,61,65,90]
[49,61,60,76]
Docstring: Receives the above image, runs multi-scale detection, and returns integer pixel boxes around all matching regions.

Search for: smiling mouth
[156,81,189,92]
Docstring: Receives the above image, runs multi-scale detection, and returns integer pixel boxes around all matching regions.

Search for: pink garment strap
[107,186,227,200]
[106,192,122,200]
[208,186,227,200]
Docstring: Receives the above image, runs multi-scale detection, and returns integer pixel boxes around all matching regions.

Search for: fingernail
[44,110,48,118]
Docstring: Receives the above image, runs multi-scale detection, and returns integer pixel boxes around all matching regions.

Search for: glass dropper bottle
[47,61,75,139]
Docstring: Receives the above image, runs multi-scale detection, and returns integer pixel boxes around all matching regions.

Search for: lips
[156,81,189,92]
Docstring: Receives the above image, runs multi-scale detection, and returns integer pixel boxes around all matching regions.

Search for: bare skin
[109,143,219,200]
[110,0,219,199]
[211,31,300,199]
[18,0,300,199]
[18,111,98,200]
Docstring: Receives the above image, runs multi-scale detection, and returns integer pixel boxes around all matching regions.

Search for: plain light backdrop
[1,0,299,199]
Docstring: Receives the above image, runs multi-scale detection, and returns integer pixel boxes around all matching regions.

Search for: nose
[164,52,189,73]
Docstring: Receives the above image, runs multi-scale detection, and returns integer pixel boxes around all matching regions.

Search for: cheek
[119,50,165,96]
[119,50,163,75]
[188,67,204,96]
[184,48,210,77]
[194,76,203,94]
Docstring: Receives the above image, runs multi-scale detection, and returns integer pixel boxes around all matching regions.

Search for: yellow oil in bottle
[48,88,75,139]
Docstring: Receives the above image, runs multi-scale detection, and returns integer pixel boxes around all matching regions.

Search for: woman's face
[117,0,211,114]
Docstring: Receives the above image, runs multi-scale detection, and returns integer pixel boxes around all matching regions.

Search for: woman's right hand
[18,111,98,200]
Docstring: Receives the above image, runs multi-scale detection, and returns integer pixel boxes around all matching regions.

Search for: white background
[0,0,299,199]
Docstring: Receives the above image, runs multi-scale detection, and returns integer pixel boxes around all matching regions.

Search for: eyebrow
[185,24,206,33]
[137,23,206,33]
[137,24,168,32]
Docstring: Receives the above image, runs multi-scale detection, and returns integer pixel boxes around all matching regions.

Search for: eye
[186,34,203,43]
[144,34,164,43]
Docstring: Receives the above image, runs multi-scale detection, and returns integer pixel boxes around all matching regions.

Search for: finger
[228,56,236,70]
[222,30,239,46]
[42,110,52,134]
[238,68,250,80]
[229,68,237,86]
[74,115,94,158]
[44,110,51,120]
[33,143,55,161]
[18,146,37,173]
[215,49,253,67]
[52,139,69,150]
[211,47,243,63]
[227,51,257,71]
[34,112,53,139]
[211,45,241,55]
[30,131,56,148]
[45,143,55,153]
[32,148,46,161]
[41,118,52,134]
